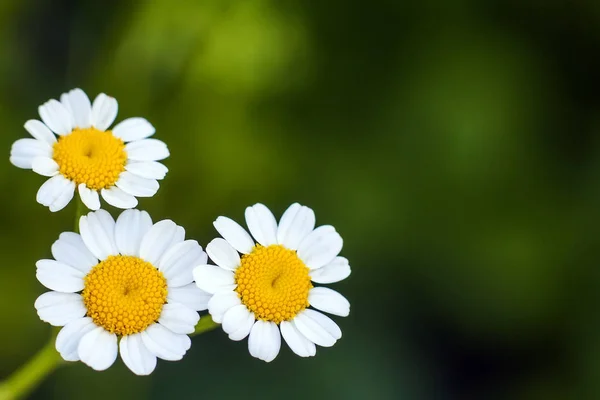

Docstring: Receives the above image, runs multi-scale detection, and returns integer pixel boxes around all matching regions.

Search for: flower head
[35,209,210,374]
[193,203,351,362]
[10,89,169,212]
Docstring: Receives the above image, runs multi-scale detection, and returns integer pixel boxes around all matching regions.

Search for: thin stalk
[74,195,86,233]
[0,196,87,399]
[0,329,62,400]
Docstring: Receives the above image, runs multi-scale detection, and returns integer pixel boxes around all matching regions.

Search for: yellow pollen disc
[235,244,312,324]
[52,128,127,190]
[82,255,168,336]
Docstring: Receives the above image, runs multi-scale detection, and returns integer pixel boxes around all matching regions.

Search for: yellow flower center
[235,245,312,324]
[82,255,167,336]
[52,128,127,190]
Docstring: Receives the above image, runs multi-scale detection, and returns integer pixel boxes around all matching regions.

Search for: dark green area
[1,0,600,398]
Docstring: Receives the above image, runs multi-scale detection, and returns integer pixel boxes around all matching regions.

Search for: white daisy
[193,203,351,362]
[10,88,169,212]
[34,209,210,375]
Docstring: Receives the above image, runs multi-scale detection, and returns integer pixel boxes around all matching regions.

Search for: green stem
[74,195,86,233]
[0,329,63,400]
[192,315,219,336]
[0,196,88,399]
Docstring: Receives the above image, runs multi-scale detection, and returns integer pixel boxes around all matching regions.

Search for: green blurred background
[1,0,600,398]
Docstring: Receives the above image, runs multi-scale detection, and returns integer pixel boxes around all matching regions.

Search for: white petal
[159,240,207,287]
[277,203,316,250]
[139,220,184,265]
[303,309,342,339]
[115,171,159,198]
[310,257,351,284]
[120,334,157,376]
[100,186,138,209]
[79,209,118,260]
[248,320,281,362]
[24,119,56,145]
[280,320,316,357]
[36,175,68,206]
[309,287,350,317]
[35,292,86,326]
[193,265,236,295]
[36,259,85,292]
[114,209,152,256]
[51,179,76,212]
[32,157,59,177]
[91,93,118,131]
[266,324,282,362]
[140,323,189,361]
[38,99,73,135]
[293,309,341,348]
[125,161,168,180]
[61,89,92,129]
[55,317,96,362]
[9,156,34,170]
[245,203,278,246]
[78,327,118,371]
[206,238,240,271]
[182,334,191,351]
[125,139,169,161]
[297,226,343,269]
[51,232,98,273]
[59,93,72,116]
[173,226,186,246]
[158,303,199,334]
[207,291,241,323]
[222,304,255,341]
[213,216,255,254]
[112,117,155,142]
[167,284,212,311]
[36,175,75,212]
[49,181,76,212]
[78,184,100,211]
[10,138,52,169]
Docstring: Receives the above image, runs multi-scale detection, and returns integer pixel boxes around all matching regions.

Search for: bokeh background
[1,0,600,399]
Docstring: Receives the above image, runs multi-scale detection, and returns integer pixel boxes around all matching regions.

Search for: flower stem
[74,195,86,233]
[0,197,87,399]
[0,329,63,400]
[192,315,219,336]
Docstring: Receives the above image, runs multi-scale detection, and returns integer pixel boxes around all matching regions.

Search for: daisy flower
[34,209,210,375]
[193,203,351,362]
[10,88,169,212]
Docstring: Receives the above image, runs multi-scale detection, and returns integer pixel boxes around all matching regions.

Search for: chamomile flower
[10,88,169,212]
[193,203,351,362]
[34,209,210,375]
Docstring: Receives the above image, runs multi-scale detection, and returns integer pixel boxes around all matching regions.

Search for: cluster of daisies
[10,89,351,375]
